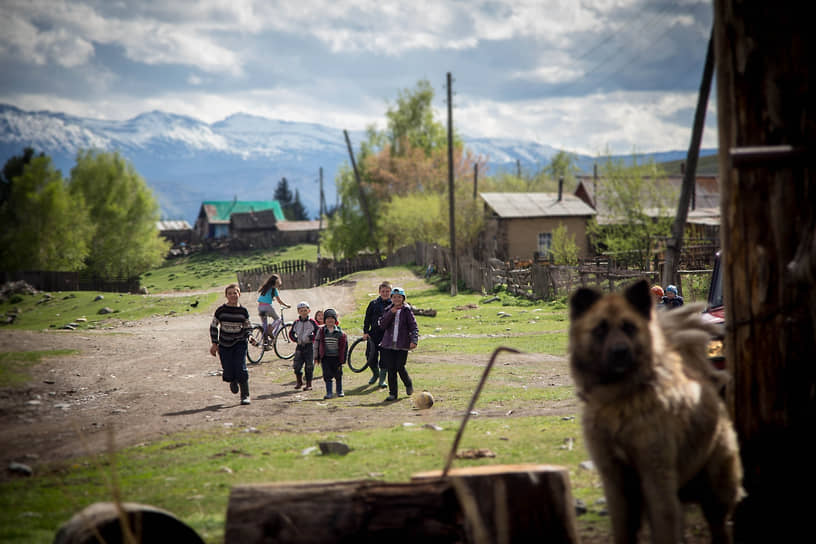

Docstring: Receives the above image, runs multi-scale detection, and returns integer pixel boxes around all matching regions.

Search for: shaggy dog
[569,280,743,543]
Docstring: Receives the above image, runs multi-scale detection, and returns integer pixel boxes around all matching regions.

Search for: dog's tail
[658,303,729,387]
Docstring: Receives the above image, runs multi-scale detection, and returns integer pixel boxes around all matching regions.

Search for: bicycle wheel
[346,337,370,373]
[273,322,296,360]
[246,325,265,364]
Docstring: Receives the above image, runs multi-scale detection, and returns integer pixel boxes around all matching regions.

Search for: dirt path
[0,281,574,472]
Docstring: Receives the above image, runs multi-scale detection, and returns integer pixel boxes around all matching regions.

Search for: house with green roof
[194,200,285,239]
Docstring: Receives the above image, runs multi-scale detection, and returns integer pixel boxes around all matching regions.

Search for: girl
[378,287,418,401]
[257,273,291,345]
[314,309,324,326]
[210,283,253,404]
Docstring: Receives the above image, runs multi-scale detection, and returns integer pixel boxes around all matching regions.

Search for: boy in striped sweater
[314,308,347,399]
[210,283,253,405]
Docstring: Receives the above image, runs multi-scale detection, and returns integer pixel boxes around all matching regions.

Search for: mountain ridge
[0,103,717,223]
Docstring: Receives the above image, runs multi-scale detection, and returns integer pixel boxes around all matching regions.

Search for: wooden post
[447,72,458,296]
[663,28,714,288]
[714,1,815,542]
[344,129,381,261]
[225,465,578,543]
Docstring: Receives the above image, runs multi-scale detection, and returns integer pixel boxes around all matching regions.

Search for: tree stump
[225,464,578,543]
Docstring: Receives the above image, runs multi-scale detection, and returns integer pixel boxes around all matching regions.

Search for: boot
[336,376,344,397]
[239,381,251,405]
[304,379,312,391]
[378,368,387,389]
[295,373,303,390]
[324,380,333,399]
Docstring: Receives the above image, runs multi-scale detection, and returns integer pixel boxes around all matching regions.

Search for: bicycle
[246,307,295,363]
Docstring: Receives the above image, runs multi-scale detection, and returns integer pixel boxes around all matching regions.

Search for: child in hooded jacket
[289,301,319,391]
[378,287,418,401]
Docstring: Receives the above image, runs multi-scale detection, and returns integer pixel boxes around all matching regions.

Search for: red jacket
[314,325,347,365]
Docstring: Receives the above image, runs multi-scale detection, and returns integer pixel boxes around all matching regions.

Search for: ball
[414,391,434,409]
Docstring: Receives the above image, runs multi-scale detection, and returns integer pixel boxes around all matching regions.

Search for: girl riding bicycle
[257,273,291,346]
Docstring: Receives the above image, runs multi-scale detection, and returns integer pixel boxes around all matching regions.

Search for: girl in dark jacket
[378,287,418,401]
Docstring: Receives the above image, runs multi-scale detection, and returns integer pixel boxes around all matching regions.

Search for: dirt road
[0,280,575,472]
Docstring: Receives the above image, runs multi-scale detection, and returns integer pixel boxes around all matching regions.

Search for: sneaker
[337,391,345,397]
[241,396,251,405]
[229,381,239,394]
[406,384,414,395]
[385,395,397,402]
[379,383,388,389]
[323,393,333,400]
[368,376,378,385]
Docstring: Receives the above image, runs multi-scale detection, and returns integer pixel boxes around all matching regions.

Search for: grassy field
[0,262,613,543]
[140,244,318,292]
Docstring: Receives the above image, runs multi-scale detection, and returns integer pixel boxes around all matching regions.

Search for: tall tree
[386,79,449,156]
[290,189,308,221]
[0,147,45,205]
[69,150,168,278]
[587,154,673,269]
[0,155,91,271]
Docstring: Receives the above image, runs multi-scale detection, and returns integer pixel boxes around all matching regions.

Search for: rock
[98,307,114,315]
[579,460,596,471]
[423,424,443,431]
[139,287,149,295]
[300,446,318,456]
[8,462,33,476]
[574,498,588,516]
[60,324,76,330]
[76,317,87,322]
[94,295,104,301]
[482,296,500,303]
[318,441,351,456]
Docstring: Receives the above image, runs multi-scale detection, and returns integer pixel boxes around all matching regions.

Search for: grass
[140,244,318,292]
[0,263,612,543]
[0,290,218,331]
[0,350,79,387]
[0,417,604,544]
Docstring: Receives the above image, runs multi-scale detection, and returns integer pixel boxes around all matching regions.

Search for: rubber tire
[273,322,296,360]
[246,325,265,364]
[346,337,370,373]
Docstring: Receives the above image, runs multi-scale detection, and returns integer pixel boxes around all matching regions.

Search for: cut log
[225,464,578,543]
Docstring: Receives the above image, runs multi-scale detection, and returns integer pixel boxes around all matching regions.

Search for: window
[538,232,552,257]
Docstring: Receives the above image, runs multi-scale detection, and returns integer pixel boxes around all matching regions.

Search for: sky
[0,0,717,156]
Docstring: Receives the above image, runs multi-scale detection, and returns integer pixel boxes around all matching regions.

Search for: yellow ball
[414,391,434,409]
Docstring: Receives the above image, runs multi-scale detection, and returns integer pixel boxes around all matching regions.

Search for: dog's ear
[570,287,602,320]
[625,280,652,319]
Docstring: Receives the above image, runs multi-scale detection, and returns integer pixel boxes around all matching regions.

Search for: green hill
[659,153,719,175]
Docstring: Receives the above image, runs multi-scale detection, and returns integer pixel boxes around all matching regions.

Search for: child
[289,301,319,391]
[314,309,324,326]
[363,281,392,387]
[257,273,291,345]
[210,283,253,405]
[662,284,685,309]
[651,285,665,306]
[378,287,418,402]
[314,308,347,399]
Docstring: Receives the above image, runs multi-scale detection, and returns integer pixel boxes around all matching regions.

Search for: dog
[568,279,743,543]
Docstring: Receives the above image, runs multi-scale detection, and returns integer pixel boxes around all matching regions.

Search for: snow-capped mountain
[0,104,713,223]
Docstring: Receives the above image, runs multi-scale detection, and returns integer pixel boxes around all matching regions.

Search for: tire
[246,325,265,364]
[346,337,370,373]
[273,322,296,360]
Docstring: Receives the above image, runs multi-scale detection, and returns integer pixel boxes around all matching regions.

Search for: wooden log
[225,464,577,544]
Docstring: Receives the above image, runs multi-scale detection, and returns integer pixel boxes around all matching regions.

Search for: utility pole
[662,29,715,288]
[473,163,479,200]
[317,167,324,260]
[344,129,381,261]
[447,72,458,296]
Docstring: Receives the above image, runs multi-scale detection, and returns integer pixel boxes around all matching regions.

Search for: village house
[156,219,195,246]
[230,208,321,248]
[194,200,285,239]
[479,182,597,262]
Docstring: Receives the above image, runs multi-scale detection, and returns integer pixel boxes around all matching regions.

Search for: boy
[314,308,347,399]
[289,301,319,390]
[210,283,253,405]
[378,287,418,402]
[362,281,391,387]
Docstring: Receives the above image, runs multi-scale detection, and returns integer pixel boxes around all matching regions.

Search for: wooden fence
[0,270,141,293]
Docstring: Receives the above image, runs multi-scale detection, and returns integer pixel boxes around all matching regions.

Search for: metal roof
[480,192,597,218]
[156,220,192,231]
[199,200,285,224]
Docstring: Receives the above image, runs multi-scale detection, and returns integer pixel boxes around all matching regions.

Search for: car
[703,250,725,369]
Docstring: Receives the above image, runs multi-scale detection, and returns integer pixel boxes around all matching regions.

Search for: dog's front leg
[640,463,684,544]
[596,460,643,544]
